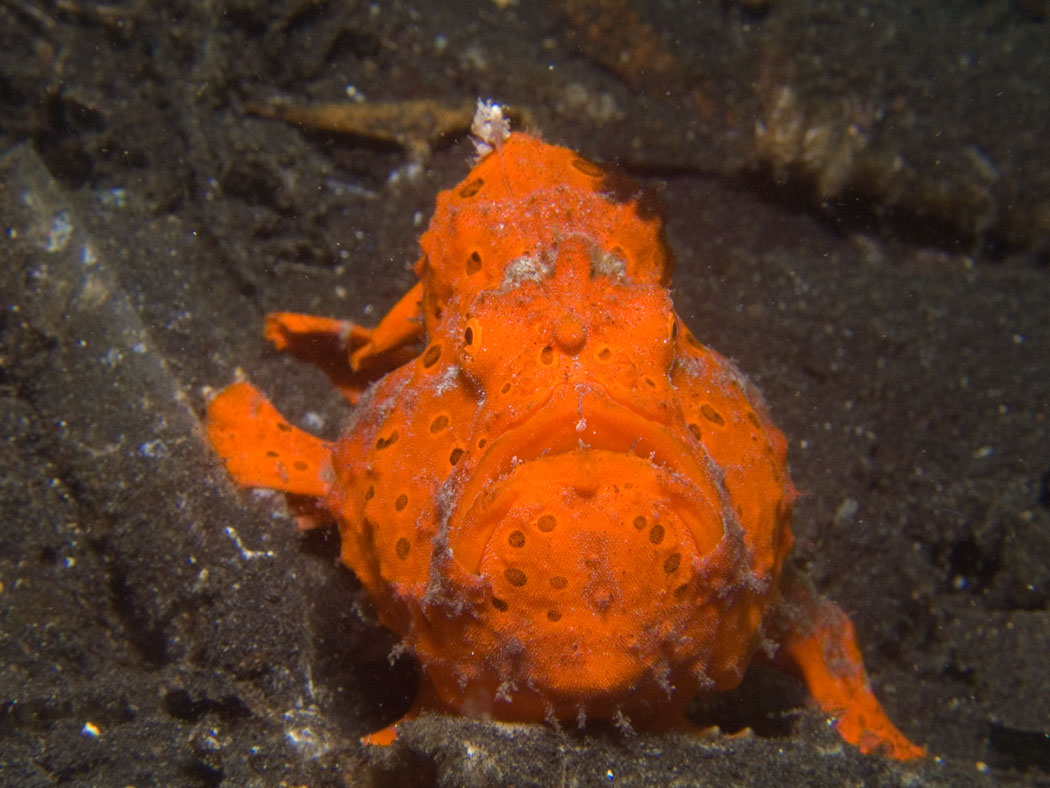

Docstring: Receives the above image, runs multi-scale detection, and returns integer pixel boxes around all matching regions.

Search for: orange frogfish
[206,101,924,759]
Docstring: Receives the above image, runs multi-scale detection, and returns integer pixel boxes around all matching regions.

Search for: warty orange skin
[206,131,924,759]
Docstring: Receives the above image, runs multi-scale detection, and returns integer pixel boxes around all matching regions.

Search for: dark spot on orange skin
[422,344,442,368]
[396,538,411,559]
[701,404,725,425]
[459,178,483,198]
[571,157,604,178]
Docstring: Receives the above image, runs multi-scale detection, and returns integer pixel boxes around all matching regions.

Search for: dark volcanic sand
[2,2,1048,786]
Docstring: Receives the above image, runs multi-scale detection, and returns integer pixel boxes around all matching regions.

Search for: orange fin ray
[206,381,334,498]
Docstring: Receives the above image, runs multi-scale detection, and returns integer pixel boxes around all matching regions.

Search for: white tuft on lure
[471,99,511,160]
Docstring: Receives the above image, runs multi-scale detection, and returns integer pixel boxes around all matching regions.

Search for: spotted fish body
[207,130,924,758]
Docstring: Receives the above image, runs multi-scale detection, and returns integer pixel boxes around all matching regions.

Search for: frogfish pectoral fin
[206,381,334,498]
[264,309,421,403]
[347,280,426,371]
[771,566,926,760]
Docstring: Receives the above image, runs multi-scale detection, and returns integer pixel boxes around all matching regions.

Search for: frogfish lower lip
[447,384,727,575]
[442,383,730,701]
